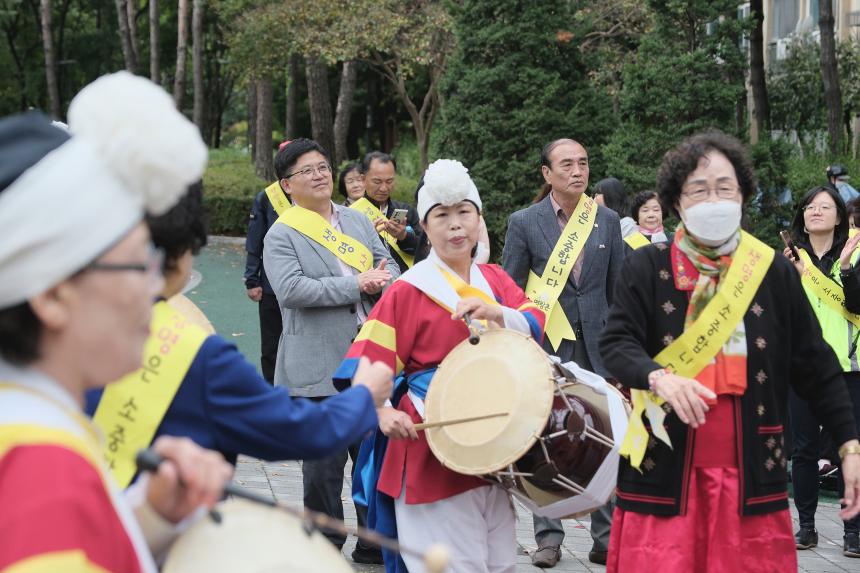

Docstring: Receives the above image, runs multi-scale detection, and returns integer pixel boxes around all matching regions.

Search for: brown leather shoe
[531,544,561,568]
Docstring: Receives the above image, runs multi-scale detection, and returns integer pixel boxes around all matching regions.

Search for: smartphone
[780,230,800,261]
[391,208,408,225]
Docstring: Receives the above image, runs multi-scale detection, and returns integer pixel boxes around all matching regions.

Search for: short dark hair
[790,185,848,246]
[0,302,42,365]
[847,197,860,228]
[146,181,208,272]
[630,190,661,223]
[338,162,361,199]
[361,151,397,174]
[656,130,757,218]
[274,138,332,180]
[540,138,583,169]
[593,177,628,215]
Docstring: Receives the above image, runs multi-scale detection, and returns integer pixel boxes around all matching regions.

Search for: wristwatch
[839,443,860,460]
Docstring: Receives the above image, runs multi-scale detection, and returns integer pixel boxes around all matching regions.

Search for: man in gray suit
[263,139,398,563]
[502,138,623,568]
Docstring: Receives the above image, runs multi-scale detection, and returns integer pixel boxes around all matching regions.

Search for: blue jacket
[244,190,281,294]
[85,335,378,466]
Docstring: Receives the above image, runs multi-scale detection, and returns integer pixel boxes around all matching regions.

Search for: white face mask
[679,200,742,247]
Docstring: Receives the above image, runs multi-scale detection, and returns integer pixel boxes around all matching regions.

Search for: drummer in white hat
[333,159,547,572]
[0,73,234,572]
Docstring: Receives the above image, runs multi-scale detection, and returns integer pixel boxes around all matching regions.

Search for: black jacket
[244,190,281,294]
[599,241,858,517]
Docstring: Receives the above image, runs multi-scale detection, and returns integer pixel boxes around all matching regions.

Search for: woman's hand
[452,297,504,328]
[840,440,860,520]
[839,233,860,271]
[782,247,806,275]
[377,406,418,440]
[649,370,716,429]
[145,436,233,524]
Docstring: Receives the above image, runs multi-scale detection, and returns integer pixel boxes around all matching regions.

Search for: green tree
[436,0,611,252]
[768,35,825,147]
[602,0,749,193]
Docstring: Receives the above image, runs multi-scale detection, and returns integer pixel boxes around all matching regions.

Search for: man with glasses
[360,151,420,273]
[502,138,624,568]
[263,139,398,563]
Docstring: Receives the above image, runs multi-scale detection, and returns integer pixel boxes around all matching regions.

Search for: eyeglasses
[680,185,740,203]
[285,163,331,179]
[803,204,835,214]
[88,246,164,277]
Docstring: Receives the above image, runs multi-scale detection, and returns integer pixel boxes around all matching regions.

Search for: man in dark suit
[244,187,284,383]
[502,138,624,568]
[361,151,420,273]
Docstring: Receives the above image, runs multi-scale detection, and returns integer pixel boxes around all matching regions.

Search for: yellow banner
[350,197,414,268]
[624,232,651,250]
[525,196,597,350]
[620,231,775,470]
[265,181,291,216]
[93,301,208,487]
[277,205,373,272]
[798,249,860,329]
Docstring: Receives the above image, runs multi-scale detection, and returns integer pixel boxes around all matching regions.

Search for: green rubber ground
[185,239,262,374]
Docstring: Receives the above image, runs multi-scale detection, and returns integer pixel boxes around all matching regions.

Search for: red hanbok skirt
[607,397,796,572]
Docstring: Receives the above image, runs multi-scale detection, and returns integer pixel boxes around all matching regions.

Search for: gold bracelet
[839,444,860,460]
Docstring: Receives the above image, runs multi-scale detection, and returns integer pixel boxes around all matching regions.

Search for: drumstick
[414,411,509,431]
[463,312,480,345]
[136,449,450,573]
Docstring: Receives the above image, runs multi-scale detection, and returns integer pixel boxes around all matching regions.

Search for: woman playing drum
[598,130,860,572]
[333,159,545,573]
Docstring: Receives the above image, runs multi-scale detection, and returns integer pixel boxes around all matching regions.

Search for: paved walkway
[233,456,856,572]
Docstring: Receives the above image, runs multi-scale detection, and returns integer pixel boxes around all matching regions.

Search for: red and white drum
[423,329,629,519]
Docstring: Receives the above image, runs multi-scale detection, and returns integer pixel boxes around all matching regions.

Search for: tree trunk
[113,0,136,71]
[285,53,301,140]
[255,76,274,181]
[126,0,139,67]
[149,0,159,82]
[333,60,357,165]
[305,55,335,157]
[247,81,257,160]
[749,0,770,143]
[173,0,189,109]
[820,0,843,155]
[191,0,204,129]
[39,0,60,117]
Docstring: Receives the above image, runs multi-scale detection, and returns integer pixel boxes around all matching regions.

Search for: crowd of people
[1,72,860,573]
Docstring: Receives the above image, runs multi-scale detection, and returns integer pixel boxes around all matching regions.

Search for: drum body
[163,499,353,573]
[423,329,629,520]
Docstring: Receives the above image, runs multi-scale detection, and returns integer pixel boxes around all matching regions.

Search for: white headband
[417,159,482,220]
[0,72,207,309]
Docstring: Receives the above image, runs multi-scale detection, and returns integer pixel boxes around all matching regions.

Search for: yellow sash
[525,196,597,349]
[624,232,651,250]
[264,181,291,216]
[93,301,208,487]
[620,231,774,470]
[277,205,373,272]
[851,228,858,238]
[350,197,414,268]
[798,249,860,329]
